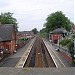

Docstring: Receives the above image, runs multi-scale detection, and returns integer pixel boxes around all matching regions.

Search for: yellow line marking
[15,47,29,68]
[42,39,66,67]
[48,50,59,68]
[49,46,66,67]
[15,39,35,68]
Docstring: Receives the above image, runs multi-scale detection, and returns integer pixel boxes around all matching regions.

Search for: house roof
[51,28,67,34]
[21,31,33,34]
[0,24,14,42]
[72,25,75,29]
[17,31,34,35]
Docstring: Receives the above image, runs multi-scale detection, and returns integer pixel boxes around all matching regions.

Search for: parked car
[55,48,60,51]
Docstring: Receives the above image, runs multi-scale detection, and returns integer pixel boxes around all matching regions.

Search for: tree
[72,34,75,39]
[44,11,72,33]
[60,39,71,46]
[0,12,18,31]
[40,28,48,38]
[40,28,46,33]
[31,28,38,34]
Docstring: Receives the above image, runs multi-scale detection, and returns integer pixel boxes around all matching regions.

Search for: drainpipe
[14,25,17,53]
[58,35,60,51]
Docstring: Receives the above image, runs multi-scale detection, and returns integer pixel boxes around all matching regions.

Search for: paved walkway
[54,45,72,63]
[59,51,72,63]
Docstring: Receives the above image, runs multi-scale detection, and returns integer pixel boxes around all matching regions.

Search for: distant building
[49,28,67,44]
[16,31,34,48]
[17,31,34,39]
[72,25,75,33]
[0,24,16,54]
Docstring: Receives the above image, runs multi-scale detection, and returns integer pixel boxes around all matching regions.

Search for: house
[49,28,67,44]
[21,31,34,39]
[0,24,16,54]
[72,25,75,33]
[16,32,25,48]
[18,31,34,39]
[16,31,34,49]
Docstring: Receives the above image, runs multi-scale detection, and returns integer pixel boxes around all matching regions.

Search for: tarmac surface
[0,38,35,67]
[0,67,75,75]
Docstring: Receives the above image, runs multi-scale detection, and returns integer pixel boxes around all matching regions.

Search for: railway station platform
[0,37,75,75]
[0,38,36,67]
[15,38,36,68]
[42,38,73,67]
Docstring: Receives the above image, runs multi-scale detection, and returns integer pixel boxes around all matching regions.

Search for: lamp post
[74,39,75,54]
[58,35,60,51]
[14,25,17,52]
[72,39,75,63]
[70,38,75,63]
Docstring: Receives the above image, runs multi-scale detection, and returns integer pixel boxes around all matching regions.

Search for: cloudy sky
[0,0,74,31]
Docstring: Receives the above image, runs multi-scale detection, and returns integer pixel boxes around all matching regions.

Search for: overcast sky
[0,0,74,31]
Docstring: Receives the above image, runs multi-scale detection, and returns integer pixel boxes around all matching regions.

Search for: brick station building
[50,28,67,45]
[0,24,16,54]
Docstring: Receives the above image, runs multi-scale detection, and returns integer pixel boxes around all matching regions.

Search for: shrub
[72,34,75,39]
[20,37,28,41]
[60,39,74,54]
[60,39,71,46]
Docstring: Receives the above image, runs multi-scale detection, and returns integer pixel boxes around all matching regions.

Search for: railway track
[24,34,56,68]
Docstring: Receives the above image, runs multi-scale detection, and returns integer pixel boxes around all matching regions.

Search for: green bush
[60,39,74,53]
[60,38,75,57]
[67,41,74,50]
[60,39,71,46]
[20,37,28,41]
[72,34,75,39]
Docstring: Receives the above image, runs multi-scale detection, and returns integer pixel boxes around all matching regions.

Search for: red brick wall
[51,34,60,44]
[0,31,16,54]
[0,40,15,54]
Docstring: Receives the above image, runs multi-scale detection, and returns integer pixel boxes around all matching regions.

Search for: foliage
[0,12,18,31]
[40,28,45,37]
[20,37,28,41]
[40,32,48,38]
[72,34,75,39]
[60,39,74,55]
[40,28,49,38]
[32,28,38,34]
[44,11,72,33]
[60,39,71,46]
[67,41,74,56]
[67,41,74,51]
[40,28,46,33]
